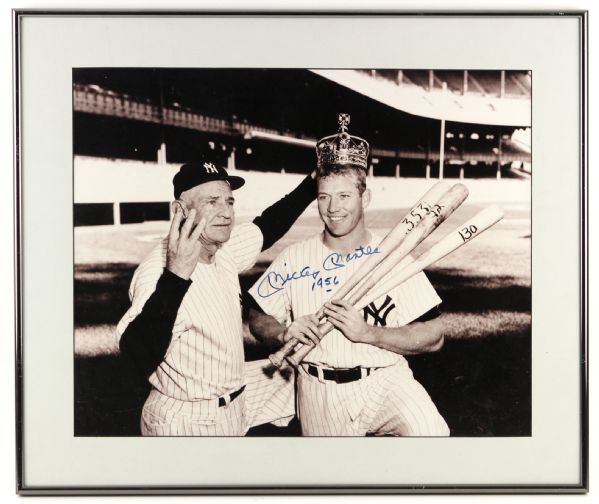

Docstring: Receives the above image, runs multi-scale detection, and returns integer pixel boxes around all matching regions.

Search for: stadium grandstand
[73,68,531,226]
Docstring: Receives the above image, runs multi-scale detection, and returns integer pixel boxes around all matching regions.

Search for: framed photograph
[14,10,588,494]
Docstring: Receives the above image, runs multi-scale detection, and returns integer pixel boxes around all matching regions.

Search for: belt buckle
[346,366,368,383]
[333,367,356,384]
[308,365,368,384]
[331,370,344,384]
[218,385,245,407]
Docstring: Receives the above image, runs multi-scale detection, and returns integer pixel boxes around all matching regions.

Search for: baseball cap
[173,161,245,199]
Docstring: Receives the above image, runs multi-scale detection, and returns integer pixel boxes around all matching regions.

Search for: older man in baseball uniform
[117,160,316,436]
[249,115,450,436]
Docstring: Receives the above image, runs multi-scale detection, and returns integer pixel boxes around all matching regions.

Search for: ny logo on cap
[203,162,218,174]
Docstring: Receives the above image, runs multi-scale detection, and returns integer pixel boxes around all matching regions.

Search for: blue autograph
[256,245,380,298]
[322,245,381,271]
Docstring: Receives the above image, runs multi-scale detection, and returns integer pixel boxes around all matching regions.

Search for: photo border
[13,9,588,495]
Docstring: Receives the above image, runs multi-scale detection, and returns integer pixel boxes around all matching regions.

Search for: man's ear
[362,188,371,210]
[171,200,188,219]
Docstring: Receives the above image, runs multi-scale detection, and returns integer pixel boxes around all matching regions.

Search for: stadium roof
[311,70,531,127]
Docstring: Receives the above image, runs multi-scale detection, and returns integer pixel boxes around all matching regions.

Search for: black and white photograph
[73,68,532,438]
[12,10,588,494]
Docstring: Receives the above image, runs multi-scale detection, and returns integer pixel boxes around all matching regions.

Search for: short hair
[316,164,367,195]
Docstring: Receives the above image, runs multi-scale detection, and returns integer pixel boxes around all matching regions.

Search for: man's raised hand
[166,208,206,280]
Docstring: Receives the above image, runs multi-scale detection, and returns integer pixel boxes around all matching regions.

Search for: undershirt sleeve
[118,268,191,378]
[252,174,316,251]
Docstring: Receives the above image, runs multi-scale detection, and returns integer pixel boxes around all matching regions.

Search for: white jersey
[249,232,442,368]
[117,222,263,401]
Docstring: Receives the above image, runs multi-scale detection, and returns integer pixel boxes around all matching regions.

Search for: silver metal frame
[13,10,588,495]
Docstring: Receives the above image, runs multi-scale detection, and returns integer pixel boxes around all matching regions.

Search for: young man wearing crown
[248,114,450,436]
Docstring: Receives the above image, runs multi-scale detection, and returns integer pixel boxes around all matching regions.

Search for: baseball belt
[306,365,377,384]
[218,384,246,407]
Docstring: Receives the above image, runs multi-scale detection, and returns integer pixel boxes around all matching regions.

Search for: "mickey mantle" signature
[256,245,380,298]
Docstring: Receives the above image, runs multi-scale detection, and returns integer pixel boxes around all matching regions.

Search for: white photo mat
[16,12,586,492]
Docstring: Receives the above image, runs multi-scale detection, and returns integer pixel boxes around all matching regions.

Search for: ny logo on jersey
[362,295,396,326]
[203,162,218,174]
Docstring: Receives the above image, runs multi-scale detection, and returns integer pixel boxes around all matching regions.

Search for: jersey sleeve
[224,222,264,273]
[386,270,442,327]
[115,240,167,342]
[247,248,292,326]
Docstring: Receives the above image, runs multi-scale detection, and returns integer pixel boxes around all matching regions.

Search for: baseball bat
[287,204,504,366]
[267,181,449,368]
[275,183,469,368]
[337,183,469,306]
[356,204,504,309]
[330,181,450,302]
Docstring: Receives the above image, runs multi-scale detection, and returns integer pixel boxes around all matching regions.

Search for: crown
[316,113,370,170]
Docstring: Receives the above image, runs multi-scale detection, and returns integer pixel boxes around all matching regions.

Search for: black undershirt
[119,269,192,378]
[252,174,316,250]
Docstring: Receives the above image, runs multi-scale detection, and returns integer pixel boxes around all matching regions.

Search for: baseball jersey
[249,232,442,368]
[117,222,263,400]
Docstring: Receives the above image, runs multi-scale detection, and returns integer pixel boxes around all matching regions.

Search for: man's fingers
[284,328,314,346]
[168,207,183,242]
[190,217,207,241]
[303,326,322,345]
[323,308,347,325]
[326,316,347,333]
[294,333,314,346]
[294,320,322,345]
[324,303,344,316]
[303,318,321,333]
[181,209,196,237]
[293,327,320,346]
[314,308,325,320]
[282,328,297,343]
[330,299,353,310]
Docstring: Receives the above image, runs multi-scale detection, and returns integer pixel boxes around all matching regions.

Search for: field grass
[74,201,531,436]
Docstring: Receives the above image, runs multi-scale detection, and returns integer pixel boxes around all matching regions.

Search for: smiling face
[178,180,235,245]
[317,170,370,239]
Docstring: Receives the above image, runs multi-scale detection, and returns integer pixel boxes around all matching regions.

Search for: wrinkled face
[317,172,369,238]
[179,180,235,244]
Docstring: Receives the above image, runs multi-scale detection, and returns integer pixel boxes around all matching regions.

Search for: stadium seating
[73,67,531,227]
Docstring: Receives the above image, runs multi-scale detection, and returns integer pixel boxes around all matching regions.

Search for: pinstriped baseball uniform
[249,232,449,436]
[117,223,295,436]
